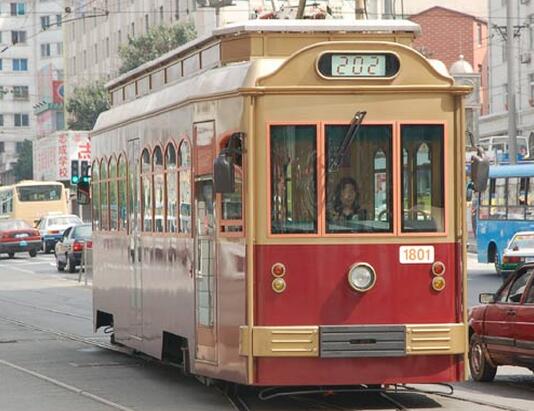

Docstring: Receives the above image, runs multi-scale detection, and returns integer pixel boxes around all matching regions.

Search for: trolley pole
[507,0,518,164]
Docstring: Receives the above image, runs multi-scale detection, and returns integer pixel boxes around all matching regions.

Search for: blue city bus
[476,164,534,272]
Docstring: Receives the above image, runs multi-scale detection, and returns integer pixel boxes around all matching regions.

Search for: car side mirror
[470,155,489,192]
[479,293,496,304]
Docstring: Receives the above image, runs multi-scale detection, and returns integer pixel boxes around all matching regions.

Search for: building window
[11,31,26,45]
[56,14,62,27]
[41,16,51,30]
[56,43,63,56]
[13,86,29,100]
[477,23,483,46]
[0,115,3,126]
[10,3,25,16]
[0,59,2,71]
[145,14,149,32]
[16,142,23,153]
[14,113,29,127]
[0,142,4,152]
[160,6,164,23]
[41,43,51,57]
[12,58,28,71]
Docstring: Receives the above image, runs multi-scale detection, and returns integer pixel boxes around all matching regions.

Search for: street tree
[12,139,33,182]
[119,22,197,74]
[66,81,110,131]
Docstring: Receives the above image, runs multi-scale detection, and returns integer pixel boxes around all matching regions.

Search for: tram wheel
[469,334,497,382]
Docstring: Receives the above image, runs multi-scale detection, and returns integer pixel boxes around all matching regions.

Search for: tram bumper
[240,323,466,357]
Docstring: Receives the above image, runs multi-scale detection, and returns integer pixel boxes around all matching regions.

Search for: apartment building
[0,0,63,183]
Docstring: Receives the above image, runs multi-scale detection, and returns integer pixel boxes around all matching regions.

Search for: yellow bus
[0,180,68,225]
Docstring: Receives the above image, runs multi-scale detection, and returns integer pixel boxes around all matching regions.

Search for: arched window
[91,160,100,230]
[141,149,152,232]
[219,133,244,234]
[100,157,109,230]
[153,146,164,233]
[415,143,431,211]
[373,149,388,221]
[118,154,128,231]
[165,143,177,233]
[178,140,191,234]
[109,156,118,230]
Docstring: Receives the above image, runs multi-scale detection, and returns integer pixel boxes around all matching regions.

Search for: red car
[469,264,534,381]
[0,219,41,258]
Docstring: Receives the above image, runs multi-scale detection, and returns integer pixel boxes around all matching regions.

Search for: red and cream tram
[91,20,470,386]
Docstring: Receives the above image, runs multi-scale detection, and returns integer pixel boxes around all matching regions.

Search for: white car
[36,214,83,253]
[497,231,534,279]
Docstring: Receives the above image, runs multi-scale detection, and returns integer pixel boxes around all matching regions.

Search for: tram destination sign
[317,52,399,78]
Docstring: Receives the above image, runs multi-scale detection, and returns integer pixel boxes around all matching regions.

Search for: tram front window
[325,124,393,233]
[270,125,317,234]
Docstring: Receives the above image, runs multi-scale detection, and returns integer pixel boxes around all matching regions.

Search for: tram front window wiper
[329,111,367,172]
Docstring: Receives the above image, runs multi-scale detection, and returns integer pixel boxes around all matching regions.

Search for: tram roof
[106,19,421,96]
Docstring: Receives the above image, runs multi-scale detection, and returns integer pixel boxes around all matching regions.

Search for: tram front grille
[320,325,406,358]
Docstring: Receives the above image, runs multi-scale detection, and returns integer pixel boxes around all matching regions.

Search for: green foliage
[66,81,110,131]
[13,140,33,182]
[119,22,197,74]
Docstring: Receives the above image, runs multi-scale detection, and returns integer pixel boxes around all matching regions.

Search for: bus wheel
[29,249,37,258]
[8,252,15,259]
[469,334,497,382]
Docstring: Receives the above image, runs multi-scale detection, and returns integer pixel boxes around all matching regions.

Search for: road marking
[2,265,35,274]
[0,358,136,411]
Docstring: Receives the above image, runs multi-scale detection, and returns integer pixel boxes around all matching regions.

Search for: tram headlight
[347,263,376,292]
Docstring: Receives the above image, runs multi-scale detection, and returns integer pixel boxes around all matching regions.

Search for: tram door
[127,138,143,342]
[193,122,217,363]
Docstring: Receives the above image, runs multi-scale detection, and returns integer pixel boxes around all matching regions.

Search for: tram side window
[489,178,506,219]
[165,143,178,233]
[220,134,243,233]
[100,158,109,230]
[325,124,393,233]
[109,157,119,230]
[178,140,192,234]
[401,125,444,232]
[270,125,317,234]
[141,149,153,232]
[118,155,128,231]
[153,146,164,233]
[92,161,100,230]
[508,177,525,220]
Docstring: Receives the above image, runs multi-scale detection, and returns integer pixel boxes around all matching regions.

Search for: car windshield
[16,185,62,202]
[510,234,534,249]
[72,225,92,239]
[48,216,81,226]
[0,220,31,231]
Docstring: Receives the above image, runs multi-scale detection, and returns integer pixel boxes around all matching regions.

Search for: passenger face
[340,184,356,208]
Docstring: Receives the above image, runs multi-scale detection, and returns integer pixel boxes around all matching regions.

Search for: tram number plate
[399,246,435,264]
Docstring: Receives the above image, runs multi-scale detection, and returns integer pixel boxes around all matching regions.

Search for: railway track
[0,311,528,411]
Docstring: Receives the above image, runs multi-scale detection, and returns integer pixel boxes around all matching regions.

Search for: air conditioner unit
[521,52,532,64]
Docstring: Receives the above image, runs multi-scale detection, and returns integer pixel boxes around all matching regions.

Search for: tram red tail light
[271,263,286,277]
[431,261,445,276]
[503,256,522,264]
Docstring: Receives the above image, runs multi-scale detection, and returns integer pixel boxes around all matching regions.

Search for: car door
[57,227,71,263]
[483,270,531,365]
[513,268,534,369]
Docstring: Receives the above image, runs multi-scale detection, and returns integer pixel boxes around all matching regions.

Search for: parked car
[496,231,534,279]
[36,214,82,253]
[0,219,41,258]
[468,264,534,382]
[55,224,92,273]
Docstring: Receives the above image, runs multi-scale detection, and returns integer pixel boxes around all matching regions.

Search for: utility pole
[355,0,366,20]
[507,0,518,164]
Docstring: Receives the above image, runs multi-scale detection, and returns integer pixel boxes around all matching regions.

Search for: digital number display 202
[332,54,386,77]
[317,52,400,79]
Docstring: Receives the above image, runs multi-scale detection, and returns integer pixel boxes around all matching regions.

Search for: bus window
[489,177,506,219]
[92,161,100,229]
[109,157,118,230]
[153,146,164,233]
[270,125,317,234]
[16,185,62,202]
[141,149,152,232]
[325,124,393,233]
[508,177,525,220]
[0,189,13,215]
[401,125,444,232]
[178,140,191,234]
[478,180,490,220]
[100,159,109,230]
[165,143,177,233]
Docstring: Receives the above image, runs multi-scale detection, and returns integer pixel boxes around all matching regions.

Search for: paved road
[0,253,533,410]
